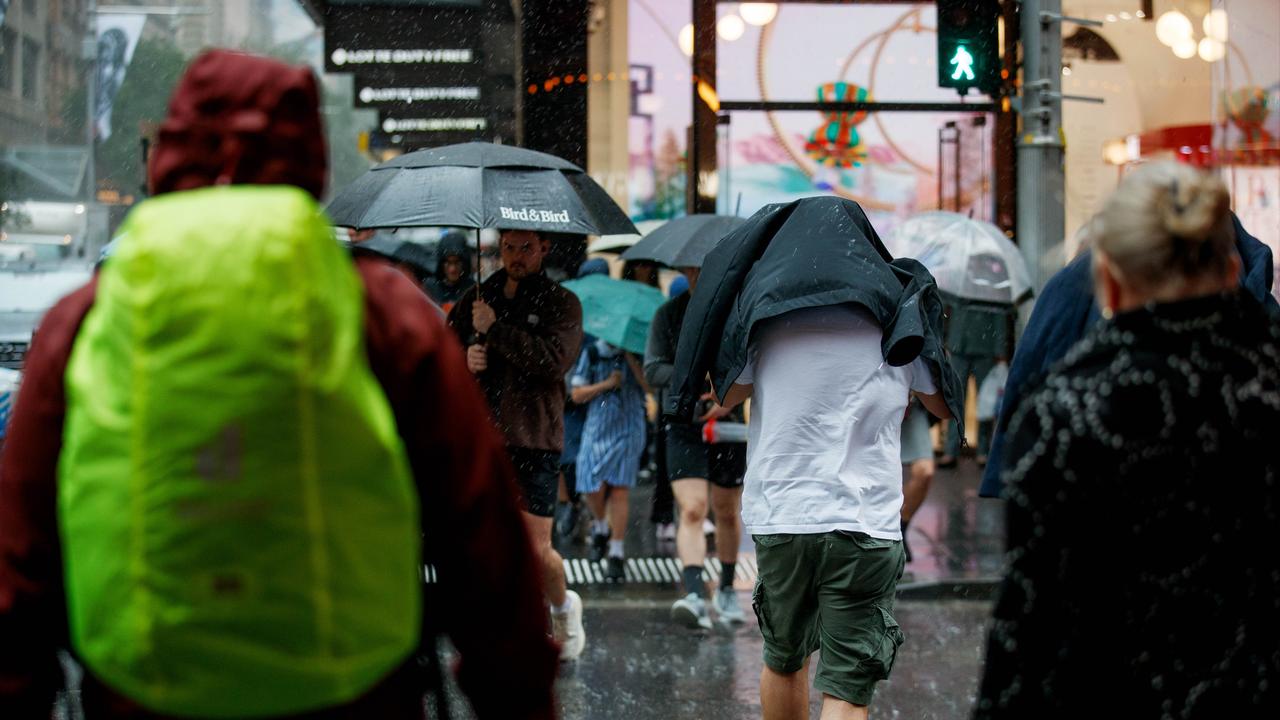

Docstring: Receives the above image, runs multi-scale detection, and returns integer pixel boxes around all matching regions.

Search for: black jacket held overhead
[664,196,965,426]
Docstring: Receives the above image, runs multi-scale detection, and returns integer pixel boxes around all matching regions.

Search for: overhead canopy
[0,147,88,201]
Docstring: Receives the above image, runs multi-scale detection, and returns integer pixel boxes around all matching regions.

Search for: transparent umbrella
[885,211,1033,305]
[587,219,666,254]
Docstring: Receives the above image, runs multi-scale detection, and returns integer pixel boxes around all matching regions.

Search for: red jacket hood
[148,49,327,200]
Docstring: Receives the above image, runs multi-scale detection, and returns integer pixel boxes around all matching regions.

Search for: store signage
[325,1,515,150]
[330,47,475,68]
[382,117,488,133]
[322,4,484,74]
[357,85,482,107]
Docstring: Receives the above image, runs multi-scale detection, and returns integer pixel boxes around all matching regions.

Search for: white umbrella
[587,219,665,254]
[885,211,1033,305]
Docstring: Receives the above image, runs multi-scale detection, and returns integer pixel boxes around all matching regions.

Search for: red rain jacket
[0,50,557,719]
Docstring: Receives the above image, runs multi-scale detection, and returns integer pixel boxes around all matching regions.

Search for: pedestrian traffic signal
[936,0,1001,96]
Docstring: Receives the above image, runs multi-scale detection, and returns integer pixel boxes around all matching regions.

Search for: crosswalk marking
[423,556,760,586]
[702,557,720,583]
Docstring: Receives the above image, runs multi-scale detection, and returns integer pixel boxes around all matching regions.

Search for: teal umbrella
[562,274,666,355]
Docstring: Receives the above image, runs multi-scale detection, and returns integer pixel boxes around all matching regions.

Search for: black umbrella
[619,214,745,269]
[355,235,437,280]
[328,142,636,285]
[328,142,635,235]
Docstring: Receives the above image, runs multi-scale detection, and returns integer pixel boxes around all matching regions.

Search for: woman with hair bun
[974,161,1280,719]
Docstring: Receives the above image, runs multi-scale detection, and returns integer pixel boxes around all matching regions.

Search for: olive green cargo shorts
[751,531,906,706]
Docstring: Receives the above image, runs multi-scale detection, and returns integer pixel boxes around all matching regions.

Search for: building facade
[1,0,54,146]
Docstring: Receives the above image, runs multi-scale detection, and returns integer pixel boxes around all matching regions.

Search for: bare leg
[558,473,570,503]
[585,487,608,526]
[901,458,935,525]
[672,479,709,568]
[760,658,810,720]
[710,484,743,564]
[523,511,566,607]
[606,486,629,542]
[818,695,869,720]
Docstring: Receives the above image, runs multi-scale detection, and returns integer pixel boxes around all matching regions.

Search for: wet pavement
[542,595,991,720]
[432,459,1006,719]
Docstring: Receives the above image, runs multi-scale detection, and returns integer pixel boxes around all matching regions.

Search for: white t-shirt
[735,304,937,540]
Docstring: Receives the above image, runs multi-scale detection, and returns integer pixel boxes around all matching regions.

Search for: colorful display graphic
[1224,86,1273,148]
[804,82,871,169]
[628,2,991,230]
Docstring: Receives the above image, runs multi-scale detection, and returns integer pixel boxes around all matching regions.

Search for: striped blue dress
[572,343,646,493]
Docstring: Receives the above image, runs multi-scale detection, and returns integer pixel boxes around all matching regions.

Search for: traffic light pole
[1017,0,1065,293]
[689,0,717,215]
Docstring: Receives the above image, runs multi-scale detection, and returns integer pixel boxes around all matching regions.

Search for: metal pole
[1017,0,1066,292]
[953,123,961,213]
[719,112,730,215]
[512,0,524,147]
[688,0,716,214]
[719,100,997,113]
[993,0,1019,234]
[86,0,97,205]
[937,126,943,210]
[90,6,211,14]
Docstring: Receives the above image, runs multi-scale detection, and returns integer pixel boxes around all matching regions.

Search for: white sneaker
[656,522,676,541]
[702,519,716,536]
[552,590,586,661]
[714,587,747,625]
[671,592,712,630]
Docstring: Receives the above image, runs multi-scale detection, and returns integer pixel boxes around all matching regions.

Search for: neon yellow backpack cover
[59,186,421,717]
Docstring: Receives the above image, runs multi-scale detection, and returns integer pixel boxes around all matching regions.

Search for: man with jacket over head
[664,197,962,720]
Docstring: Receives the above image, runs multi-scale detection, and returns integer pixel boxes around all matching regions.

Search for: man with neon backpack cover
[0,50,557,719]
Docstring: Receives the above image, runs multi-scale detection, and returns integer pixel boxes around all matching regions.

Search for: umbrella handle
[473,228,487,344]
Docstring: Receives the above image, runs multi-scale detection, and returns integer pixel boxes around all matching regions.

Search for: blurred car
[0,259,94,370]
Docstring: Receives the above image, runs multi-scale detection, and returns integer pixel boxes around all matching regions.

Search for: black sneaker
[554,502,579,541]
[605,556,626,583]
[588,532,609,563]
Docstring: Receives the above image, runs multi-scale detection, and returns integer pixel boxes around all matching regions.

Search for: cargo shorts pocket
[750,534,794,643]
[859,606,905,681]
[751,579,774,642]
[753,533,796,549]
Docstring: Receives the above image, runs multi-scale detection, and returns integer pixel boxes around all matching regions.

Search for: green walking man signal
[936,0,1001,96]
[949,46,976,82]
